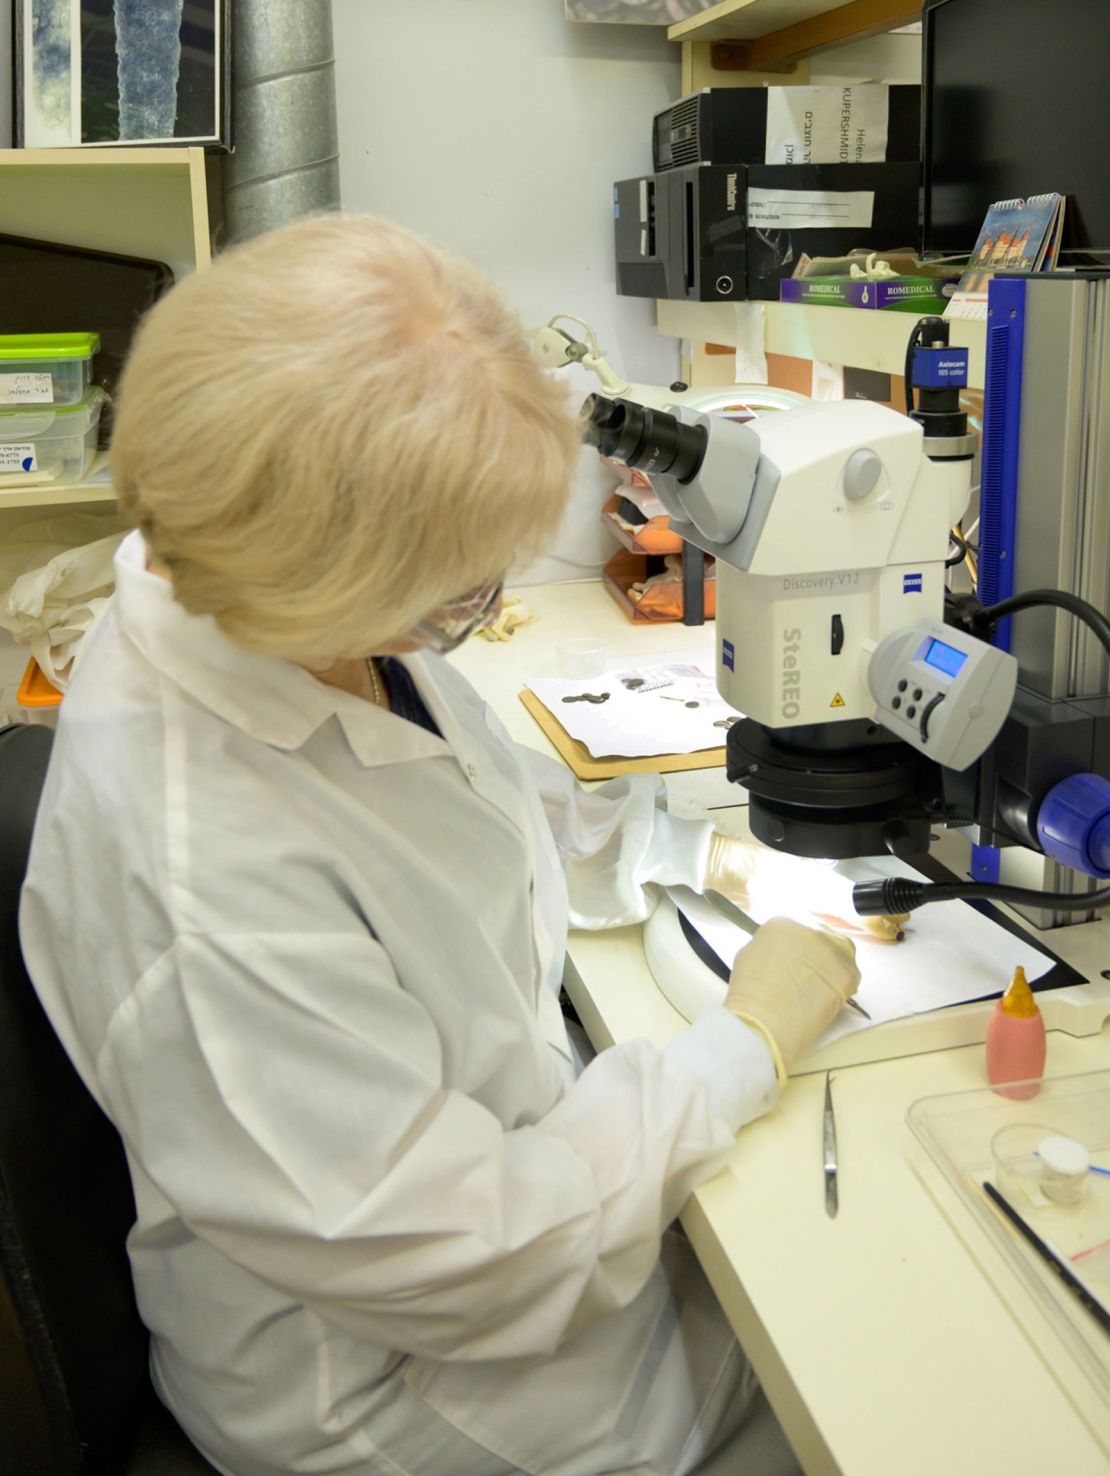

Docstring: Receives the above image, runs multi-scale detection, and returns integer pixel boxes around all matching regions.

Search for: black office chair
[0,723,218,1475]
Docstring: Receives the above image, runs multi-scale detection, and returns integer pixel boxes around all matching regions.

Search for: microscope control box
[868,620,1019,769]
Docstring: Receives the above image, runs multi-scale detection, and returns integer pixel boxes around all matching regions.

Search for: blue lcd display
[924,638,968,678]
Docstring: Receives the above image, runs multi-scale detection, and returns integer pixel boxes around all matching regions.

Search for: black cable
[854,877,1110,916]
[945,531,968,568]
[972,588,1110,660]
[903,319,930,415]
[904,336,916,414]
[862,586,1110,917]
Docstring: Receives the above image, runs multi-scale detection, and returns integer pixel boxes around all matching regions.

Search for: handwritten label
[747,189,875,231]
[0,373,53,405]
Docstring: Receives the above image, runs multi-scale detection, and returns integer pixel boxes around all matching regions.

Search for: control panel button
[891,696,902,710]
[906,705,917,719]
[897,679,908,692]
[913,688,923,701]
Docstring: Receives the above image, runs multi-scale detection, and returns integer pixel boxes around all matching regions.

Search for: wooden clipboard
[519,689,726,781]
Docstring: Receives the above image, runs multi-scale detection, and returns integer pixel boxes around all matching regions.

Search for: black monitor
[921,0,1110,260]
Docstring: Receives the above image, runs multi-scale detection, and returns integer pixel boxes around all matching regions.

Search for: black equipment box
[614,161,921,302]
[653,87,921,171]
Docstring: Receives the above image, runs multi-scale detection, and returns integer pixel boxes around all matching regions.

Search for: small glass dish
[556,638,607,679]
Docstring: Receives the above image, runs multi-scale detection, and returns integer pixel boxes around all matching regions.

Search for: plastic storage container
[0,333,100,407]
[908,1070,1110,1433]
[0,386,106,488]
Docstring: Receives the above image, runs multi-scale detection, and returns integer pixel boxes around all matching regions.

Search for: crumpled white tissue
[0,515,131,690]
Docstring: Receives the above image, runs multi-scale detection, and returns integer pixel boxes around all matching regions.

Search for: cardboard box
[779,275,957,311]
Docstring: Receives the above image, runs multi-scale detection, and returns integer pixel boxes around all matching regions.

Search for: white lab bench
[451,579,1110,1476]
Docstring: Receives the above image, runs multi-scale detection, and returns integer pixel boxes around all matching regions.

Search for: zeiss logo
[903,573,923,594]
[722,638,735,672]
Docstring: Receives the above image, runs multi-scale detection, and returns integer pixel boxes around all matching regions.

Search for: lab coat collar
[112,531,449,767]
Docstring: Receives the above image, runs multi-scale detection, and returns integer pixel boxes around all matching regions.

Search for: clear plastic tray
[908,1071,1110,1427]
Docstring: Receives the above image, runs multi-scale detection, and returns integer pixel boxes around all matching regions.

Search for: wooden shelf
[656,298,987,388]
[0,452,116,510]
[670,1,858,42]
[0,149,211,517]
[668,0,921,70]
[0,147,211,282]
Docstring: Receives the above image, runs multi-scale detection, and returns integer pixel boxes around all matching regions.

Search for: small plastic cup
[557,638,607,679]
[1038,1134,1090,1206]
[990,1121,1090,1208]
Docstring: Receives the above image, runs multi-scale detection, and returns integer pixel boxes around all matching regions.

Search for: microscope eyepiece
[580,394,708,484]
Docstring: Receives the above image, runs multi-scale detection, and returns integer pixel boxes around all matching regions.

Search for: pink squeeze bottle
[985,966,1046,1099]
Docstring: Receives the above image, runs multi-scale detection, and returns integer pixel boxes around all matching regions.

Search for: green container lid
[0,385,107,423]
[0,332,100,360]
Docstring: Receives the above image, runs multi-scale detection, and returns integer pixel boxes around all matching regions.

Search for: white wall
[331,0,682,582]
[809,32,921,85]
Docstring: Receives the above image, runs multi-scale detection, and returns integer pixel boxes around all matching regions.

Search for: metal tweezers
[823,1072,838,1219]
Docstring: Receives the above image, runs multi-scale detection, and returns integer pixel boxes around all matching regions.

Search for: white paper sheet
[526,661,741,758]
[764,85,891,166]
[733,301,768,385]
[746,188,875,232]
[667,854,1056,1046]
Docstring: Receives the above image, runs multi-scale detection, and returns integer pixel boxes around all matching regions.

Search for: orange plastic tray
[602,548,716,624]
[602,495,684,556]
[17,657,63,708]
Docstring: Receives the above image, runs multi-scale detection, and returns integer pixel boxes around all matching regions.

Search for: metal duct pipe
[221,0,340,244]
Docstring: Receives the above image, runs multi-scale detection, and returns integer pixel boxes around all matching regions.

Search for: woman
[21,215,862,1476]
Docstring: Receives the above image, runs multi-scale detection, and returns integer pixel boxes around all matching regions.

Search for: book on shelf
[944,193,1065,322]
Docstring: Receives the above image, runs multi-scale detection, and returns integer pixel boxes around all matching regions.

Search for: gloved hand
[724,918,861,1082]
[705,832,910,943]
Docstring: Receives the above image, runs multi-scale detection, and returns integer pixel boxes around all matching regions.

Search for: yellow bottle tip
[999,966,1040,1019]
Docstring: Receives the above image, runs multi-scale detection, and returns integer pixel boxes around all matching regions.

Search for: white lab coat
[20,532,782,1476]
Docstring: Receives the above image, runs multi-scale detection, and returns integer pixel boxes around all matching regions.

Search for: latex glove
[724,918,861,1082]
[476,596,535,642]
[705,832,910,943]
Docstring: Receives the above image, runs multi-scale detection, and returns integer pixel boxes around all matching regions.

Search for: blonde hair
[112,214,580,658]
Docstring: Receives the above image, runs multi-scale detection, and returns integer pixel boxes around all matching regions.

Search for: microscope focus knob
[843,449,882,502]
[1037,773,1110,878]
[880,819,918,859]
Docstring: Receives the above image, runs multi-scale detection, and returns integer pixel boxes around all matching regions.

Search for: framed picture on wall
[565,1,719,21]
[14,0,230,149]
